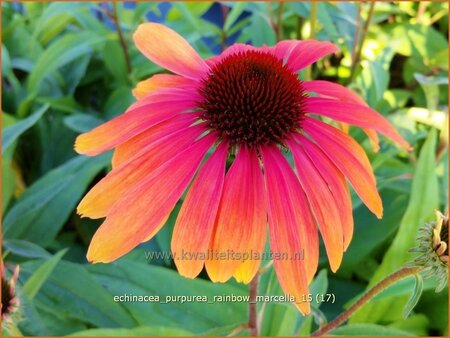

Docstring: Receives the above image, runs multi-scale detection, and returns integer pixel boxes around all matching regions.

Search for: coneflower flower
[75,23,410,314]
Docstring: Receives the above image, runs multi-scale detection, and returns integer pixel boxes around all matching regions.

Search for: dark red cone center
[198,50,306,147]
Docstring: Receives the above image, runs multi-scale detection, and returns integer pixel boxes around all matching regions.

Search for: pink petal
[303,80,380,151]
[286,40,339,72]
[132,74,199,100]
[86,134,216,263]
[305,97,411,149]
[295,135,354,251]
[205,147,267,283]
[133,23,209,79]
[262,145,319,315]
[303,80,366,105]
[112,113,197,168]
[270,40,301,62]
[171,142,228,278]
[75,90,198,156]
[78,125,205,219]
[287,138,343,272]
[303,118,383,218]
[208,43,258,66]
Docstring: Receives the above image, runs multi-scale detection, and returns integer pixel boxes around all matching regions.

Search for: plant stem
[304,1,317,81]
[276,2,284,41]
[221,4,229,52]
[350,3,362,68]
[348,1,375,84]
[267,2,276,33]
[311,266,421,336]
[248,273,259,336]
[416,1,428,24]
[111,2,132,74]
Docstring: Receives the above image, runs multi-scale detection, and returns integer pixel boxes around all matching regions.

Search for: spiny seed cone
[409,210,448,292]
[198,50,307,148]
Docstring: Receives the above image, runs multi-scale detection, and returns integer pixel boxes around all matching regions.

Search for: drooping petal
[286,40,339,72]
[295,135,354,251]
[75,92,198,156]
[303,80,380,151]
[303,118,383,218]
[112,113,197,168]
[205,147,267,283]
[133,23,209,79]
[262,145,319,315]
[78,125,205,219]
[287,139,343,272]
[305,97,411,149]
[132,74,198,100]
[171,142,228,278]
[86,134,216,263]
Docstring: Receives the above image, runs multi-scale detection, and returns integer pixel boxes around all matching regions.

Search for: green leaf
[27,33,105,94]
[350,129,439,324]
[103,40,129,84]
[2,104,49,154]
[3,239,51,259]
[224,2,247,32]
[248,14,276,47]
[330,324,414,336]
[372,273,437,301]
[414,73,447,112]
[338,190,409,272]
[33,3,91,40]
[63,114,104,133]
[87,259,247,333]
[403,274,423,319]
[388,314,429,336]
[69,326,193,336]
[21,260,136,329]
[3,154,110,246]
[23,249,67,299]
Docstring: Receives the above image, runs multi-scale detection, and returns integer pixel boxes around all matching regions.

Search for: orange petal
[261,145,314,315]
[78,125,204,219]
[288,139,343,272]
[296,135,354,251]
[132,74,197,100]
[75,92,197,156]
[364,128,380,152]
[86,134,215,263]
[133,23,209,79]
[205,147,267,283]
[304,118,383,218]
[171,142,228,278]
[112,113,196,168]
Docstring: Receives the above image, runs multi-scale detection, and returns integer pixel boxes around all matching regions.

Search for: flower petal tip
[74,134,97,156]
[295,302,311,316]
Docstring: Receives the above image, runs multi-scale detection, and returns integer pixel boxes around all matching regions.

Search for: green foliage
[1,1,448,336]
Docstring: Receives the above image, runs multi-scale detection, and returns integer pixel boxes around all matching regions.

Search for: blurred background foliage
[1,1,448,336]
